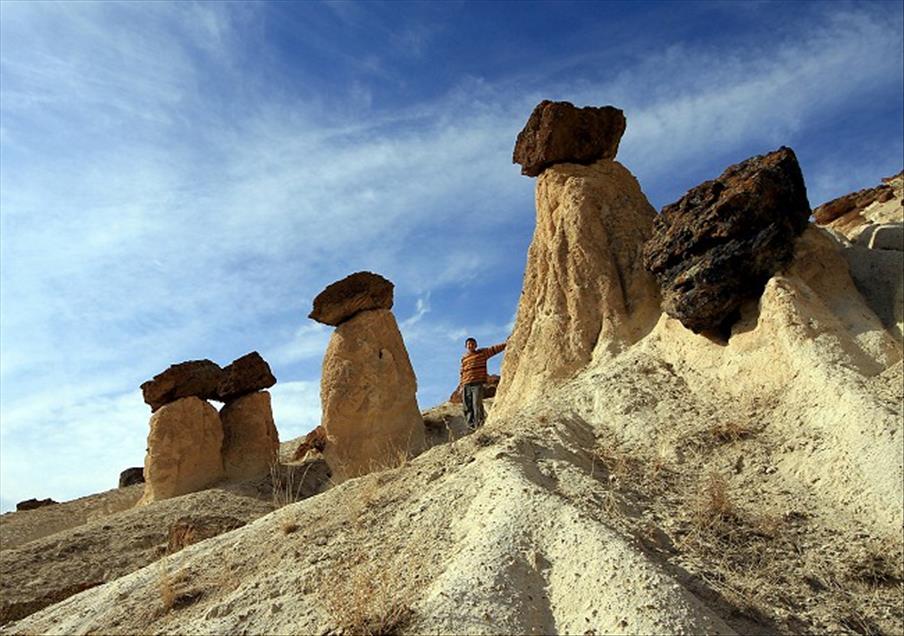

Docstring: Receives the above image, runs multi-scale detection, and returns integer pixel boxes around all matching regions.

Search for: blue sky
[1,0,902,512]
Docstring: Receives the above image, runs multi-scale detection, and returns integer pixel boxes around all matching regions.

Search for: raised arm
[485,342,507,357]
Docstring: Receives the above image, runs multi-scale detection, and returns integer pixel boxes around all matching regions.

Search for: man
[459,337,506,430]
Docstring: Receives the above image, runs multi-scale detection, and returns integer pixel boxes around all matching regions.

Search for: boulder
[140,360,223,412]
[15,498,58,511]
[139,397,225,504]
[513,100,626,177]
[494,160,661,416]
[290,425,327,462]
[320,309,425,479]
[309,271,394,326]
[217,351,276,402]
[220,391,280,481]
[118,467,144,488]
[642,146,811,333]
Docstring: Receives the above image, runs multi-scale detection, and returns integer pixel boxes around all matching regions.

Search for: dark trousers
[462,382,486,428]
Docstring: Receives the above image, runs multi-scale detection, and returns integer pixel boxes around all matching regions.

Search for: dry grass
[708,421,755,444]
[324,553,413,636]
[279,518,300,535]
[157,563,202,613]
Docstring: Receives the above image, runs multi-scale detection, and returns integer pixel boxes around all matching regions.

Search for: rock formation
[138,397,225,505]
[815,172,904,339]
[15,498,57,512]
[308,271,394,326]
[117,467,144,488]
[220,391,279,481]
[290,425,327,462]
[813,170,902,240]
[512,100,626,177]
[494,156,661,416]
[217,351,276,402]
[140,359,223,412]
[317,297,425,478]
[642,146,811,333]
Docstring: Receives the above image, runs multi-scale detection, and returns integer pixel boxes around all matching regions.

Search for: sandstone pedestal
[139,397,225,504]
[220,391,279,481]
[320,309,425,479]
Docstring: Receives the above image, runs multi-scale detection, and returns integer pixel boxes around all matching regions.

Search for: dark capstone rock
[16,498,58,511]
[642,147,811,333]
[118,467,145,488]
[217,351,276,402]
[513,100,626,177]
[140,360,223,412]
[309,271,394,326]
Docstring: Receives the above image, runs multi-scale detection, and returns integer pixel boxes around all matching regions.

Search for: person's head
[465,337,477,352]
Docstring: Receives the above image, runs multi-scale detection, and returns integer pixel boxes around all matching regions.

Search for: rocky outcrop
[140,360,223,412]
[513,100,626,177]
[495,159,661,416]
[220,391,279,481]
[308,271,394,326]
[814,171,902,237]
[643,147,811,333]
[319,308,425,479]
[217,352,276,402]
[290,425,327,462]
[139,397,225,505]
[15,498,57,512]
[118,467,144,488]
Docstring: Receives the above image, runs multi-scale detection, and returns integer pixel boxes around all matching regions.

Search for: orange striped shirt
[460,343,506,385]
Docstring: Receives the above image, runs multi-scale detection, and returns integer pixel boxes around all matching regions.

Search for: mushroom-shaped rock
[513,100,626,177]
[138,397,225,504]
[217,352,276,402]
[140,360,224,412]
[118,467,144,488]
[494,160,661,416]
[320,309,425,479]
[220,390,279,481]
[642,146,811,334]
[309,271,394,326]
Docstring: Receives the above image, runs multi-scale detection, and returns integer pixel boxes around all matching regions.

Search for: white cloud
[269,381,321,442]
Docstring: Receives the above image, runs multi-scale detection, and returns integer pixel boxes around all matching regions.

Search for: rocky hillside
[1,102,901,636]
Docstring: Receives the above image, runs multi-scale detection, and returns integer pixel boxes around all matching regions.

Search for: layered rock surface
[494,160,661,416]
[513,100,626,177]
[814,170,902,240]
[643,147,811,333]
[320,308,425,478]
[220,391,279,481]
[138,397,225,505]
[308,271,394,326]
[140,360,223,412]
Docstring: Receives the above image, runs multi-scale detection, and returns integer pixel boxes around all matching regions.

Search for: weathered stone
[642,147,811,334]
[118,467,144,488]
[220,391,279,481]
[815,172,903,243]
[449,374,500,404]
[320,309,425,479]
[140,360,223,412]
[309,271,394,326]
[139,397,225,504]
[865,223,904,251]
[15,498,58,511]
[291,425,327,462]
[217,352,276,402]
[843,245,904,340]
[513,100,626,177]
[494,160,661,416]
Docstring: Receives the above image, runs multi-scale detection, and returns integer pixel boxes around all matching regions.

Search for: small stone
[15,498,58,511]
[118,467,144,488]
